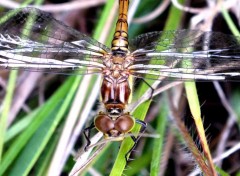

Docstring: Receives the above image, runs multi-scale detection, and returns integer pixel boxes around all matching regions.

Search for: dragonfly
[0,0,240,159]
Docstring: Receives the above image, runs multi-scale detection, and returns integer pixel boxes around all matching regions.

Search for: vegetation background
[0,0,239,175]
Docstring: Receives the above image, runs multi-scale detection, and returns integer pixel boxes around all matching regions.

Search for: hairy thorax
[102,53,134,80]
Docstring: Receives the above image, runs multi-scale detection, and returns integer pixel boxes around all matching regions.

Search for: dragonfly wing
[0,7,110,75]
[129,30,240,81]
[129,31,163,51]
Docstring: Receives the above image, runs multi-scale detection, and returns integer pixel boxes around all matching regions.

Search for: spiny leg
[125,119,147,162]
[83,122,95,151]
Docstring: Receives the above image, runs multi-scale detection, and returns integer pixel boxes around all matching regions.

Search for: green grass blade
[0,70,18,162]
[0,76,77,175]
[35,134,60,176]
[8,77,80,176]
[64,1,118,175]
[221,7,240,36]
[110,0,184,175]
[0,0,43,162]
[150,99,168,175]
[4,109,38,143]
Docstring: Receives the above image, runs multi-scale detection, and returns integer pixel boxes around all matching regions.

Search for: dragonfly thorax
[101,76,131,106]
[104,53,133,68]
[102,54,133,80]
[112,55,125,64]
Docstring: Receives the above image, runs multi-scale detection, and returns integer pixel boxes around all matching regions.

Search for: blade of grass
[110,101,151,176]
[149,1,183,175]
[63,1,119,175]
[0,0,43,162]
[0,76,77,175]
[185,3,240,176]
[35,133,61,176]
[0,1,118,173]
[184,43,217,175]
[150,99,168,175]
[231,90,240,129]
[170,100,212,176]
[4,109,38,143]
[111,0,184,175]
[221,6,240,36]
[124,150,152,175]
[8,76,80,176]
[0,70,17,162]
[0,4,82,175]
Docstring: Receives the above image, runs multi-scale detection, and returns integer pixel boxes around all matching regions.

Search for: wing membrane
[0,8,109,74]
[1,9,240,80]
[129,30,240,81]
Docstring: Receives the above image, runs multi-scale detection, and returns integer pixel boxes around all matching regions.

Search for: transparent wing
[0,7,110,75]
[129,30,240,81]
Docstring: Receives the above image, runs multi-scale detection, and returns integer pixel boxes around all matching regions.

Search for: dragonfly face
[0,0,240,151]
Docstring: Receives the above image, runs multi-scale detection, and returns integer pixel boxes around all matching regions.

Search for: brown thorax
[102,54,134,80]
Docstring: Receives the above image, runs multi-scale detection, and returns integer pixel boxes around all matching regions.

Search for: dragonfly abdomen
[111,0,129,55]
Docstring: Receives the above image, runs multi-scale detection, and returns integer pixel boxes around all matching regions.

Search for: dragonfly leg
[125,119,147,162]
[83,122,95,151]
[141,78,154,100]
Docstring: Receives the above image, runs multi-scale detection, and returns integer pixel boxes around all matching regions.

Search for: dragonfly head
[94,112,135,139]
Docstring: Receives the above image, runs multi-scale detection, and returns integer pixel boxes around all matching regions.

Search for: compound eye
[95,114,114,133]
[115,114,135,133]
